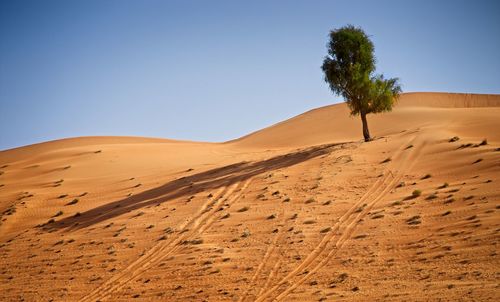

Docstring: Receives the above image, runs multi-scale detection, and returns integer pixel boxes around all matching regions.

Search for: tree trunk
[360,112,371,142]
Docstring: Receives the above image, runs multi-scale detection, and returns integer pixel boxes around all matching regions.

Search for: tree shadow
[46,143,342,232]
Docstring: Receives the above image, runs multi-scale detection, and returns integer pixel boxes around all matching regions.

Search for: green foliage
[322,25,401,141]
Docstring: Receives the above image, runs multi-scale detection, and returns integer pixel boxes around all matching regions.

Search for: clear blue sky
[1,0,499,150]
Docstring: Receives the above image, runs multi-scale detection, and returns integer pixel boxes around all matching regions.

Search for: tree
[321,25,401,142]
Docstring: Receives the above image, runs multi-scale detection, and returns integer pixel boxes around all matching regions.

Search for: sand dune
[0,92,499,301]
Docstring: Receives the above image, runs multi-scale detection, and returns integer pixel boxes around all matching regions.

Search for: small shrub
[438,183,449,189]
[241,230,251,238]
[472,158,483,164]
[391,200,402,206]
[466,215,477,221]
[237,206,249,212]
[449,136,459,142]
[305,198,315,204]
[479,139,487,146]
[267,214,276,220]
[412,190,422,197]
[426,193,438,200]
[406,218,421,225]
[405,144,413,150]
[442,211,452,216]
[58,194,68,199]
[381,158,391,163]
[66,198,79,205]
[320,227,332,233]
[303,219,316,224]
[164,227,173,234]
[421,174,431,180]
[53,211,63,217]
[190,239,203,245]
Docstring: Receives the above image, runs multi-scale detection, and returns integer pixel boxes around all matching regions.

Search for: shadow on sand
[46,143,342,231]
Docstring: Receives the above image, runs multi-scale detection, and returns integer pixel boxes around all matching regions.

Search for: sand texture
[0,92,499,301]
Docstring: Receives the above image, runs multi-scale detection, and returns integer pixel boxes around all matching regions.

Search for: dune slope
[0,92,499,301]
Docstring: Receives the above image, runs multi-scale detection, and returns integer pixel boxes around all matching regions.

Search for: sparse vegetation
[426,193,438,200]
[189,239,204,245]
[164,227,173,234]
[438,183,449,189]
[458,143,473,149]
[305,198,315,204]
[53,211,63,217]
[412,190,422,198]
[320,227,332,233]
[449,136,460,142]
[381,157,391,163]
[421,174,431,180]
[237,206,249,212]
[406,215,421,225]
[472,158,483,164]
[66,198,79,205]
[267,214,276,220]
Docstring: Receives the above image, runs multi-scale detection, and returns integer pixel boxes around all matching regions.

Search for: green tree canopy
[322,25,401,141]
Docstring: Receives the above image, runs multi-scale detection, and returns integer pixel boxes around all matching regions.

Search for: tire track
[238,230,282,302]
[255,137,424,301]
[272,140,425,301]
[81,179,252,302]
[238,189,289,302]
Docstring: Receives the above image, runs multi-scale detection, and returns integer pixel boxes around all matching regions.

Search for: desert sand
[0,92,499,301]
